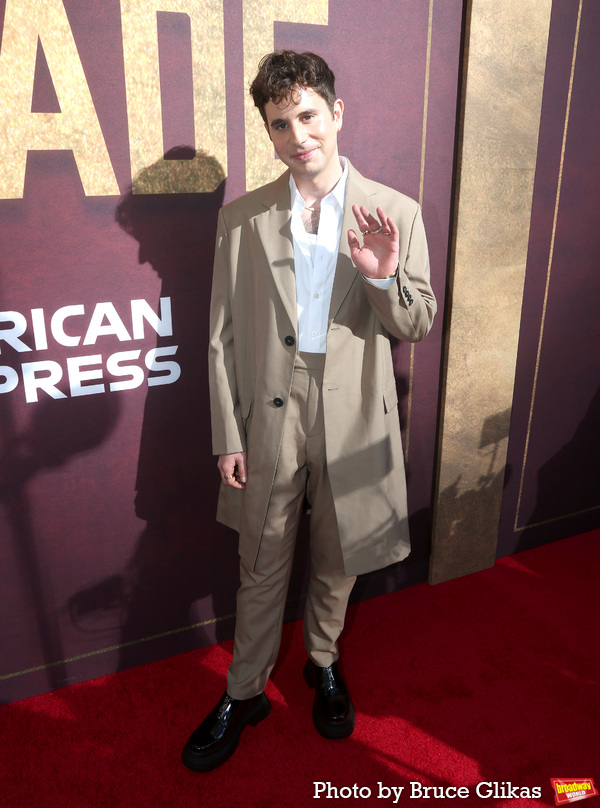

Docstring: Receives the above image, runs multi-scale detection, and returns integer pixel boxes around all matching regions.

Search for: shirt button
[311,330,316,337]
[314,293,319,299]
[273,397,284,407]
[284,335,295,346]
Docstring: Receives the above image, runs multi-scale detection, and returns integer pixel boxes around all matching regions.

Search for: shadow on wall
[431,408,513,582]
[516,383,600,551]
[1,389,120,689]
[68,147,239,670]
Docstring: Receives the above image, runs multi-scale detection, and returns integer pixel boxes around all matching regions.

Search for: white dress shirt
[289,159,395,353]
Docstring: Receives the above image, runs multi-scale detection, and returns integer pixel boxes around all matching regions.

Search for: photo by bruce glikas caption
[312,781,543,801]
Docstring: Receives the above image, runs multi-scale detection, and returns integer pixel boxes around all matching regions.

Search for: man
[182,50,436,772]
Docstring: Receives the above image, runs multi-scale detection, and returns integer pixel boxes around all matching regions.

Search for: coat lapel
[328,162,374,323]
[251,162,374,331]
[253,171,297,333]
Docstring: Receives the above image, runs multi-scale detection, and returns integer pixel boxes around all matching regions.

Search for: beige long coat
[208,160,436,577]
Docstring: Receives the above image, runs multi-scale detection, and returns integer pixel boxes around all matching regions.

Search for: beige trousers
[226,352,357,700]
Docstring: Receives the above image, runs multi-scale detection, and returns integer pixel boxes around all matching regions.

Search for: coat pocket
[383,382,398,414]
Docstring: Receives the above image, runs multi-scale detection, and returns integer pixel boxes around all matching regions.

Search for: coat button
[273,397,284,407]
[284,335,295,346]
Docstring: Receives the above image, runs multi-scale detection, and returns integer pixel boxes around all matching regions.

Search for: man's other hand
[218,452,247,489]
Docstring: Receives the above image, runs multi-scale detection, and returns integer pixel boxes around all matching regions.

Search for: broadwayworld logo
[551,779,598,806]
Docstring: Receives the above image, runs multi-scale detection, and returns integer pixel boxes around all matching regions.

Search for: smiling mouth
[293,148,317,161]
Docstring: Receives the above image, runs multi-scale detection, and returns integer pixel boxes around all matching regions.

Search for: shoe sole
[312,701,355,740]
[181,695,271,772]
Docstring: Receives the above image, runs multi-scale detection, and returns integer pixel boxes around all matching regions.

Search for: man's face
[263,87,343,187]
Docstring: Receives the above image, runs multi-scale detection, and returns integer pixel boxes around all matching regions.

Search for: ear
[333,98,344,132]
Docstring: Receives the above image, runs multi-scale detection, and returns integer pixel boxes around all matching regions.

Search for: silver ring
[370,227,382,235]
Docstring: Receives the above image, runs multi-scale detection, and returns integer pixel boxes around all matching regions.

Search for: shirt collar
[289,157,348,213]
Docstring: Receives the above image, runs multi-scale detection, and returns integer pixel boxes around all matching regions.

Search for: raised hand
[348,204,399,280]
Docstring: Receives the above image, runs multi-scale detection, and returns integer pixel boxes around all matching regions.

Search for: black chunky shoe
[303,659,355,739]
[182,691,271,772]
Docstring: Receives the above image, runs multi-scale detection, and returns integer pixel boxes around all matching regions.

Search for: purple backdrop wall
[498,0,600,554]
[0,0,462,701]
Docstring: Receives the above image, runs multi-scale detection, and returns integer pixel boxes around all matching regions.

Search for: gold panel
[430,0,553,584]
[121,0,226,193]
[0,0,119,198]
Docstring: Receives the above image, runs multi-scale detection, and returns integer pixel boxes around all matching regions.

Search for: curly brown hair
[249,50,337,122]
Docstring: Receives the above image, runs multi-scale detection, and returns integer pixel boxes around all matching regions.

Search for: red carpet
[1,530,598,807]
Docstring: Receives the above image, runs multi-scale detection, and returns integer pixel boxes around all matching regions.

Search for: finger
[370,209,398,242]
[227,477,245,489]
[353,204,380,234]
[348,232,363,266]
[375,207,391,231]
[224,469,244,489]
[360,205,381,231]
[348,228,361,246]
[236,454,248,483]
[385,215,399,242]
[351,203,369,232]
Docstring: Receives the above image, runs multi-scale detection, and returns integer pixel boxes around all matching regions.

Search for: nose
[289,120,307,146]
